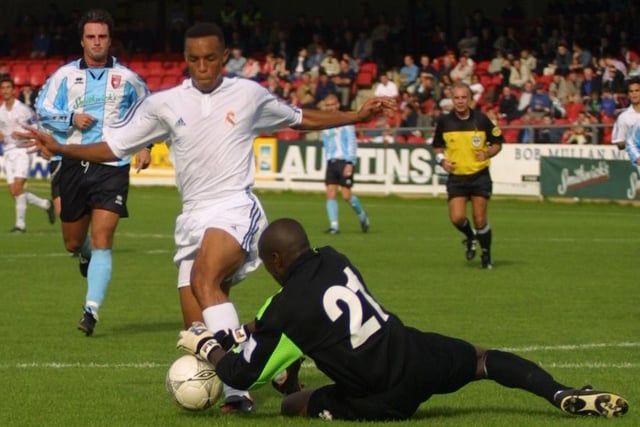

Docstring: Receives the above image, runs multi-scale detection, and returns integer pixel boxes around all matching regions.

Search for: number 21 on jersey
[322,266,389,349]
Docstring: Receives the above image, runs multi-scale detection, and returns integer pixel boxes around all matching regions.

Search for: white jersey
[612,105,640,145]
[0,99,34,152]
[105,77,302,208]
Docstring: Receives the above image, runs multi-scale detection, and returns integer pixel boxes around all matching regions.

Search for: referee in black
[432,82,504,269]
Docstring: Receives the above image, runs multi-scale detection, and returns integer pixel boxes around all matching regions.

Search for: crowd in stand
[0,0,638,144]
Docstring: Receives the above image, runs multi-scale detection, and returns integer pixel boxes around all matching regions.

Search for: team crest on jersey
[225,111,236,126]
[492,126,502,137]
[111,74,122,89]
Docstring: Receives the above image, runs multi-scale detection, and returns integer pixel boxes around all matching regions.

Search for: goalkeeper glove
[176,321,221,361]
[213,324,251,351]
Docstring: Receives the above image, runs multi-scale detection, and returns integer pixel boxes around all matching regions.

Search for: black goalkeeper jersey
[215,246,412,395]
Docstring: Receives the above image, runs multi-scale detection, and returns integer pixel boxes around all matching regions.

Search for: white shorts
[3,149,31,184]
[175,190,268,288]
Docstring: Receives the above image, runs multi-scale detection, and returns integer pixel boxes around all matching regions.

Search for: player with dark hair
[34,8,151,336]
[614,76,640,151]
[432,82,503,269]
[177,217,629,421]
[320,93,369,234]
[22,21,396,413]
[0,76,55,233]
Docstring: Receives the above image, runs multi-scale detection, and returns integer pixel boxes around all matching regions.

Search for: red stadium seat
[30,70,47,87]
[11,69,29,86]
[275,129,303,140]
[355,70,374,88]
[360,62,378,77]
[145,75,162,92]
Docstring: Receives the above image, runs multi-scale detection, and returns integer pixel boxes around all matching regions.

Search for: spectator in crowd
[320,49,340,77]
[333,59,356,110]
[373,72,399,98]
[498,85,519,122]
[225,47,247,77]
[457,27,478,58]
[450,53,475,85]
[599,88,616,118]
[295,72,316,102]
[265,75,284,98]
[563,111,593,144]
[535,113,564,143]
[469,73,485,107]
[438,85,454,114]
[272,54,290,81]
[519,48,537,75]
[418,54,438,79]
[516,81,534,116]
[493,26,520,55]
[564,69,582,102]
[580,66,602,102]
[487,49,506,75]
[398,54,419,92]
[517,111,535,143]
[17,83,38,109]
[549,90,567,119]
[554,42,572,73]
[30,25,51,58]
[242,57,261,80]
[314,69,337,106]
[628,57,640,78]
[289,47,310,81]
[508,57,534,89]
[570,41,592,71]
[601,63,626,95]
[352,31,373,63]
[530,84,552,118]
[549,69,570,103]
[307,44,326,77]
[0,62,9,78]
[415,72,436,106]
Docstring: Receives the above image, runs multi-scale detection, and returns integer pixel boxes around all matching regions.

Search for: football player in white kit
[21,22,397,413]
[0,76,55,233]
[612,77,640,150]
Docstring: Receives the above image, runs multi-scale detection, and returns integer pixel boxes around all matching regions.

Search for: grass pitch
[0,183,637,426]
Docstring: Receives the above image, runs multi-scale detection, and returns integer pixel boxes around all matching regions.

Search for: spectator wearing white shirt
[374,73,399,98]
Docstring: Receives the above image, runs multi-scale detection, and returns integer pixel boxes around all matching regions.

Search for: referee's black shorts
[58,158,130,222]
[446,167,493,200]
[325,159,354,188]
[307,329,477,421]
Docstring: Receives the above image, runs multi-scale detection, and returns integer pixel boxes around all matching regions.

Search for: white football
[165,354,223,411]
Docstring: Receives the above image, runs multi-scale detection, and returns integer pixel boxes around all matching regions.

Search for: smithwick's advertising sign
[540,157,640,200]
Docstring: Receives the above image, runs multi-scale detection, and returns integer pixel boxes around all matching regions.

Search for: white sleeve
[104,96,170,159]
[611,115,626,144]
[252,86,302,132]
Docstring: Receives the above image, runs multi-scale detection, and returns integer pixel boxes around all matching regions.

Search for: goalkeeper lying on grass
[178,218,629,421]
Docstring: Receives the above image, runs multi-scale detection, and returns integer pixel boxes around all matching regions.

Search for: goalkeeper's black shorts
[306,329,477,421]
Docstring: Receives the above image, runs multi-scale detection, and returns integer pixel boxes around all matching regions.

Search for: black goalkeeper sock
[484,350,568,405]
[455,218,475,240]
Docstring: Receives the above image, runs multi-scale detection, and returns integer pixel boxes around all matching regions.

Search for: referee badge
[472,135,482,147]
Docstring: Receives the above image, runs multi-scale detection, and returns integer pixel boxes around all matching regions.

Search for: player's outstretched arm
[18,126,118,163]
[297,96,397,130]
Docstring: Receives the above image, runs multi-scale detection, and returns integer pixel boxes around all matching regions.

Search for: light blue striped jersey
[35,56,148,166]
[320,124,358,164]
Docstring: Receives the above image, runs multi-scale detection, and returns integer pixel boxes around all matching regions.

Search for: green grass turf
[0,183,637,426]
